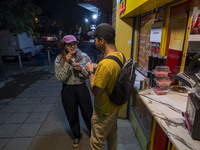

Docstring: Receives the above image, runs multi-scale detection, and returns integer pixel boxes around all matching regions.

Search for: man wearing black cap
[85,23,124,150]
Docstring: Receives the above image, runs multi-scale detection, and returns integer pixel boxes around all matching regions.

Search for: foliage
[0,0,41,34]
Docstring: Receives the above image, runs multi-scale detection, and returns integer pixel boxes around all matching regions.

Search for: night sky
[35,0,93,33]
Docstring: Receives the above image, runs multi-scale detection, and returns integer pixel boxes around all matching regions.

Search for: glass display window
[137,6,165,75]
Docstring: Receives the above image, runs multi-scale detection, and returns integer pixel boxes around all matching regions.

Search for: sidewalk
[0,62,141,150]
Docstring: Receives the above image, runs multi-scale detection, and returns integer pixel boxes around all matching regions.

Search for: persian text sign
[119,0,126,16]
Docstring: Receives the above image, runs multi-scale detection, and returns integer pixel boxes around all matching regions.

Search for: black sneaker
[72,137,81,148]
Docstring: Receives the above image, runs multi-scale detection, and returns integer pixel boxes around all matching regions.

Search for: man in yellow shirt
[85,23,124,150]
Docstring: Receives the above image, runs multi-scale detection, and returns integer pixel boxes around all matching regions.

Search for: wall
[112,0,117,28]
[112,0,133,119]
[115,0,133,60]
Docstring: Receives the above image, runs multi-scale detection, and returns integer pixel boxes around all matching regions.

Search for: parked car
[37,37,61,56]
[0,31,44,61]
[41,34,58,41]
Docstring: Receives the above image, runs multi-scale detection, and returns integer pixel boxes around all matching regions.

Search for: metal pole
[0,49,6,80]
[47,48,50,65]
[18,55,22,70]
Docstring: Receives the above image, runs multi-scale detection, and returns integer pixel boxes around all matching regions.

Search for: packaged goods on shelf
[154,77,171,86]
[154,66,170,77]
[153,86,170,95]
[153,66,171,95]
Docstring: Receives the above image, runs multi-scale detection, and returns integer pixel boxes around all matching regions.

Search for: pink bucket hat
[62,35,78,44]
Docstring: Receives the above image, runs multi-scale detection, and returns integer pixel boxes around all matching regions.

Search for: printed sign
[119,0,126,16]
[150,28,162,43]
[169,14,187,51]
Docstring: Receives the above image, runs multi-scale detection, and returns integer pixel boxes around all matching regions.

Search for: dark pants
[61,83,93,139]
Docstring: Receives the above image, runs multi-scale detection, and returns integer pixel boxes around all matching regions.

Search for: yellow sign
[169,14,187,51]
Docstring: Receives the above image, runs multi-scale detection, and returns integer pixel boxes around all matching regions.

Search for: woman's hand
[72,63,82,71]
[65,53,72,62]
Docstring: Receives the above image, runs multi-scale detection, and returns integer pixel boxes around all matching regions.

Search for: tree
[0,0,41,81]
[0,0,41,34]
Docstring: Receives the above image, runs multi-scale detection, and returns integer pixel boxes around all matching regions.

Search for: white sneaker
[72,137,81,148]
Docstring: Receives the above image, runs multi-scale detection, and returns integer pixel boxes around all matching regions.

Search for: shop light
[93,14,97,19]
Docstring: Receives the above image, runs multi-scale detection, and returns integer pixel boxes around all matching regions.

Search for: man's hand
[85,62,103,96]
[85,62,94,72]
[92,63,97,70]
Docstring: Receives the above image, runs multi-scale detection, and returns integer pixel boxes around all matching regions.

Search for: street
[0,54,56,100]
[0,41,98,99]
[0,42,141,150]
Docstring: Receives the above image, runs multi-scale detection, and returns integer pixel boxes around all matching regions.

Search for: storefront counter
[138,88,200,150]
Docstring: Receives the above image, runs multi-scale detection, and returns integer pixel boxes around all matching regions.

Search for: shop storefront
[114,0,200,149]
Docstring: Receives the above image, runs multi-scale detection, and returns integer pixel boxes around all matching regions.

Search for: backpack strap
[105,86,111,97]
[104,52,126,68]
[121,53,126,64]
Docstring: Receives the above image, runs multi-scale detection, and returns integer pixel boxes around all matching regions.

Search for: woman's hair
[59,43,68,65]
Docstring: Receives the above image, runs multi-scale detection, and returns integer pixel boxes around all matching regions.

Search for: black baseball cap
[88,23,115,39]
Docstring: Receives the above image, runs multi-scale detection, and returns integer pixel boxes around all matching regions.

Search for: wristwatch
[88,71,95,76]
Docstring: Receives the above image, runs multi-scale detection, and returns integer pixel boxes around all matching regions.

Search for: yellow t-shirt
[92,51,124,115]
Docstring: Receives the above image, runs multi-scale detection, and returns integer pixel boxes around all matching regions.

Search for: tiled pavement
[0,63,142,150]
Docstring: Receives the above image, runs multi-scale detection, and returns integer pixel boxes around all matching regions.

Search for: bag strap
[104,52,126,97]
[104,52,126,68]
[105,87,111,97]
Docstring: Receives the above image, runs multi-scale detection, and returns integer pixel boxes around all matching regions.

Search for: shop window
[137,6,165,76]
[184,1,200,82]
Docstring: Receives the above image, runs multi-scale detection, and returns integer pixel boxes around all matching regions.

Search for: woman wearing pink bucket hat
[54,35,93,148]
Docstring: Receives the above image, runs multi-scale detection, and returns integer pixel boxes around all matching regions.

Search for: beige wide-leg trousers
[90,108,119,150]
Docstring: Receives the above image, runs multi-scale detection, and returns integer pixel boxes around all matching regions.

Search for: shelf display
[153,66,171,95]
[153,86,170,95]
[155,77,171,86]
[138,7,164,74]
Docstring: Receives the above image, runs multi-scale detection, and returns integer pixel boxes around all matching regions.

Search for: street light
[85,18,89,23]
[35,17,38,23]
[92,14,97,19]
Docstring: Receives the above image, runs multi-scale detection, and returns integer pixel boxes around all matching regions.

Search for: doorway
[165,0,190,83]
